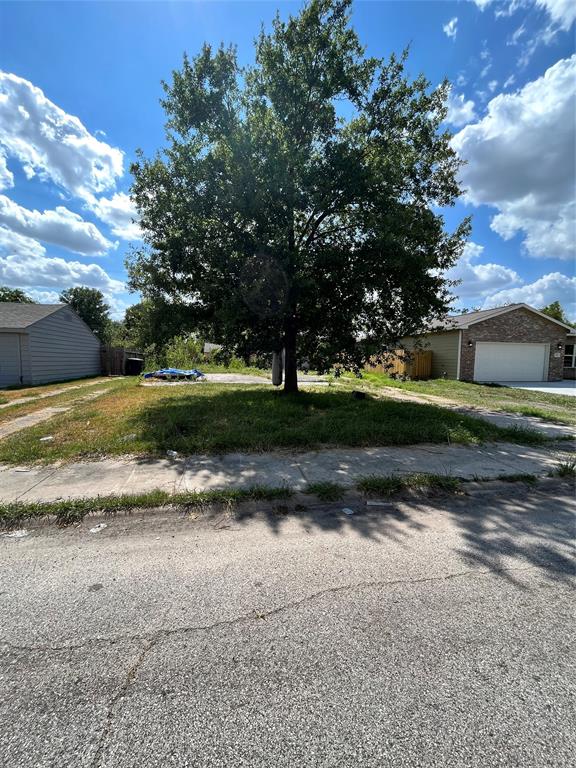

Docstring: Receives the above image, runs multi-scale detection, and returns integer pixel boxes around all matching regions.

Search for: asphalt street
[1,482,575,767]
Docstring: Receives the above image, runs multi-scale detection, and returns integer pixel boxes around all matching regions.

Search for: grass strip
[548,458,576,478]
[356,473,462,496]
[0,485,293,529]
[496,473,538,484]
[305,481,346,501]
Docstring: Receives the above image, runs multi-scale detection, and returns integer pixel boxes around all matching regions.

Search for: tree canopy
[540,301,574,327]
[0,286,33,303]
[59,287,111,340]
[128,0,469,391]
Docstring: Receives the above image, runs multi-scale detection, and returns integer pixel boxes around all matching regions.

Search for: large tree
[59,287,111,340]
[128,0,469,392]
[540,301,574,327]
[0,286,33,303]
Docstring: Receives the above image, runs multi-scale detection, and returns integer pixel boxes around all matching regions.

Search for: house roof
[0,303,65,330]
[429,303,576,334]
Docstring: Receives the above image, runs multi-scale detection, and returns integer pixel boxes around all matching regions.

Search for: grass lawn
[0,378,129,425]
[0,375,112,402]
[355,372,576,426]
[0,378,546,465]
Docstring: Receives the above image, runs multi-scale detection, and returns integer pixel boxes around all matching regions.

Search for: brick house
[401,303,576,382]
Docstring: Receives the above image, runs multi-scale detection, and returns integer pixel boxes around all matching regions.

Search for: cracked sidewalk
[0,441,570,502]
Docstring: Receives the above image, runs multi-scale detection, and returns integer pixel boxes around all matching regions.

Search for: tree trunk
[283,319,298,394]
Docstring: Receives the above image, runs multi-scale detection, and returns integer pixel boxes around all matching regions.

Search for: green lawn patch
[357,473,461,496]
[356,372,576,426]
[306,481,346,501]
[0,381,547,465]
[548,458,576,478]
[0,485,294,529]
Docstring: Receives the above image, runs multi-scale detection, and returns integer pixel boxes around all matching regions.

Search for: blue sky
[0,0,574,318]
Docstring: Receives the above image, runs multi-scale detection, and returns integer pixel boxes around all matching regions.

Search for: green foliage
[0,286,33,303]
[356,473,461,496]
[128,0,470,392]
[306,481,345,501]
[124,299,197,349]
[540,301,574,327]
[59,286,111,340]
[0,485,294,529]
[549,458,576,478]
[0,383,547,465]
[164,334,204,368]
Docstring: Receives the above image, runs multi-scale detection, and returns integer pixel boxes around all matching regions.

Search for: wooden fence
[101,346,144,376]
[365,350,432,380]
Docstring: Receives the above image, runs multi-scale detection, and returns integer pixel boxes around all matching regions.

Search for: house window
[564,343,576,368]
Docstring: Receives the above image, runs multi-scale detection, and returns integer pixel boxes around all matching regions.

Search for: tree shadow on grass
[130,386,520,455]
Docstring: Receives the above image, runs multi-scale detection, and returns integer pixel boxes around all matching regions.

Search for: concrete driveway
[499,380,576,396]
[1,482,574,767]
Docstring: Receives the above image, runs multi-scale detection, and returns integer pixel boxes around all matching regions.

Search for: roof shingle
[0,303,65,330]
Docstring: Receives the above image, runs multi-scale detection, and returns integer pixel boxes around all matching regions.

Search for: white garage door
[474,342,549,382]
[0,333,22,388]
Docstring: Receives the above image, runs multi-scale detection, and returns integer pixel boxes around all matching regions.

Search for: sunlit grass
[0,378,547,465]
[352,372,576,426]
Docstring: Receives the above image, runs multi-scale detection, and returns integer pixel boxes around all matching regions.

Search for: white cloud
[470,0,575,28]
[0,195,113,255]
[503,74,516,89]
[88,192,141,241]
[446,242,522,300]
[532,0,575,29]
[0,152,13,191]
[483,272,576,320]
[471,1,575,64]
[452,56,576,260]
[487,79,499,92]
[443,17,458,39]
[26,289,61,304]
[0,225,125,294]
[445,91,477,127]
[0,71,124,202]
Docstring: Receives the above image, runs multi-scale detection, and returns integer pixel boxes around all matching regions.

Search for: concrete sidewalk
[1,442,570,502]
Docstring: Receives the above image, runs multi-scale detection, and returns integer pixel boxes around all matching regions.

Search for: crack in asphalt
[0,562,559,657]
[89,638,156,768]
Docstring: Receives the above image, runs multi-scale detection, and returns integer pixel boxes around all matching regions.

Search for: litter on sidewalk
[3,529,29,538]
[89,523,108,534]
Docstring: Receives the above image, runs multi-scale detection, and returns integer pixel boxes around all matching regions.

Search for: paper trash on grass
[39,436,54,442]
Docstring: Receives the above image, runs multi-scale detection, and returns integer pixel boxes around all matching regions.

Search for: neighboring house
[402,303,576,382]
[0,303,101,387]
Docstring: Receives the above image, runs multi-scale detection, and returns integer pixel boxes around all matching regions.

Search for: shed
[0,303,101,387]
[402,303,576,383]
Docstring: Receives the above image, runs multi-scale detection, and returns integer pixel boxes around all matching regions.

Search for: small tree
[59,287,111,340]
[540,301,573,327]
[128,0,469,392]
[0,286,33,303]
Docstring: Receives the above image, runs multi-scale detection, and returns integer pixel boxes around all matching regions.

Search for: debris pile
[142,368,206,381]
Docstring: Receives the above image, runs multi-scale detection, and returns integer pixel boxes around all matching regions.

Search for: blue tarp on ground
[143,368,206,380]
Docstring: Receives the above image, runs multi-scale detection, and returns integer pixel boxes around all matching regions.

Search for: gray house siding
[0,333,23,387]
[19,333,32,385]
[28,307,101,385]
[403,331,460,379]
